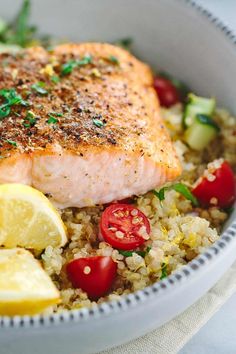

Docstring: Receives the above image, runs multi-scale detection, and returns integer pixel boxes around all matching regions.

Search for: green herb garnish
[0,88,28,119]
[119,246,151,258]
[93,118,104,128]
[51,75,60,84]
[160,263,168,280]
[109,55,119,65]
[23,110,36,127]
[61,60,77,76]
[114,38,133,51]
[47,115,58,124]
[31,82,48,95]
[153,182,199,207]
[77,54,92,66]
[61,55,92,76]
[6,139,17,147]
[49,111,63,117]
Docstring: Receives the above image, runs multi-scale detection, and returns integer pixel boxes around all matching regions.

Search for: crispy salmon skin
[0,43,181,207]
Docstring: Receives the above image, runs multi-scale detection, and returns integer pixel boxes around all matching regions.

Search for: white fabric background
[101,262,236,354]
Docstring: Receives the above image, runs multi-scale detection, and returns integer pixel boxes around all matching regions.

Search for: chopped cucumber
[183,93,215,128]
[184,114,220,150]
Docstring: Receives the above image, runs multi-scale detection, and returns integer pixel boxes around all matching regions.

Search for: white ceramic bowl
[0,1,236,353]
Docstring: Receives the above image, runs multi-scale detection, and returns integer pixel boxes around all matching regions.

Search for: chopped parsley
[51,75,60,84]
[77,54,92,66]
[93,118,104,128]
[153,182,199,207]
[119,246,151,258]
[47,115,58,124]
[6,139,17,147]
[61,60,77,75]
[61,55,92,76]
[23,110,36,127]
[160,263,168,280]
[0,88,28,119]
[49,111,63,117]
[109,55,119,65]
[114,37,133,51]
[31,82,48,95]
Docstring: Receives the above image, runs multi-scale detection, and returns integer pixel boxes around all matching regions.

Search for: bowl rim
[1,0,236,329]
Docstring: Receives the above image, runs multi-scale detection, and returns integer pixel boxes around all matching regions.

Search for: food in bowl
[0,0,235,315]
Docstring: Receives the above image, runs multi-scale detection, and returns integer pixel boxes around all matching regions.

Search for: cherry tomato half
[100,204,151,250]
[153,76,180,107]
[192,161,236,208]
[66,256,117,300]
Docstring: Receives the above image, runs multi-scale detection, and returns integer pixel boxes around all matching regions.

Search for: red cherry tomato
[100,204,151,250]
[153,76,180,107]
[192,161,236,208]
[66,256,117,300]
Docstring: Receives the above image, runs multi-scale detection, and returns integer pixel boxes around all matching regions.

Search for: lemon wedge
[0,184,67,251]
[0,248,60,315]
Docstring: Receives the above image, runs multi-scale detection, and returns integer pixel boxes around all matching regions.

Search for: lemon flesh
[0,184,67,251]
[0,248,60,315]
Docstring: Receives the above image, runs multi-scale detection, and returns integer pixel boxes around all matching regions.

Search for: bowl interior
[1,0,236,115]
[0,3,235,353]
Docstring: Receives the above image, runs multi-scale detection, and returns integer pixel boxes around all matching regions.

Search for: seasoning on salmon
[0,43,181,207]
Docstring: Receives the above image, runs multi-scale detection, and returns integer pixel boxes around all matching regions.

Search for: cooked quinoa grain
[42,103,236,311]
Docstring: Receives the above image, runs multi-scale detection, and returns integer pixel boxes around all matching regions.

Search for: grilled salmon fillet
[0,43,181,207]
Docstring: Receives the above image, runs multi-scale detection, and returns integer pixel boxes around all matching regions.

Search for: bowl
[0,1,236,353]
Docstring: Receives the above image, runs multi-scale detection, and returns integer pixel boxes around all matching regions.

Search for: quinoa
[42,103,236,312]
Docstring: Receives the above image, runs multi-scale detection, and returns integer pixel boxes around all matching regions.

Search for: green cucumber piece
[184,114,220,150]
[183,93,215,128]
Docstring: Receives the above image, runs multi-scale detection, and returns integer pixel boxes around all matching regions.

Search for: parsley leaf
[108,55,119,65]
[93,118,104,128]
[0,88,28,119]
[32,82,48,95]
[114,38,133,51]
[51,75,60,84]
[153,183,199,207]
[160,263,168,280]
[49,111,63,117]
[153,187,166,201]
[119,247,151,258]
[47,115,58,124]
[6,139,17,147]
[61,60,77,75]
[23,110,36,127]
[77,54,92,66]
[0,104,11,118]
[172,183,199,206]
[61,55,92,76]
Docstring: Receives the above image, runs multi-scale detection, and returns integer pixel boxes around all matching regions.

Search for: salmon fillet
[0,43,181,208]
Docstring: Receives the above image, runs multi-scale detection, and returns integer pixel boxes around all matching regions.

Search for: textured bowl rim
[1,0,236,329]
